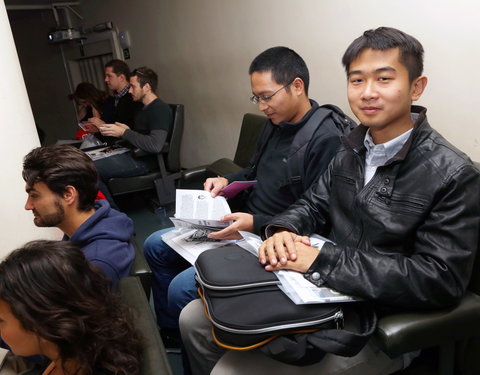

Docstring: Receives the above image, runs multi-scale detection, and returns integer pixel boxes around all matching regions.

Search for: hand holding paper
[204,177,229,197]
[207,212,254,240]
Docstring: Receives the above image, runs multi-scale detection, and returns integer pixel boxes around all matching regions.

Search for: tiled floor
[117,192,183,375]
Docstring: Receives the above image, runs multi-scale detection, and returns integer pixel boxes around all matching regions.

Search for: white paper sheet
[238,231,361,304]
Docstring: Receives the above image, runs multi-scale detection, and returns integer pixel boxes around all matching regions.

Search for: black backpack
[248,104,356,196]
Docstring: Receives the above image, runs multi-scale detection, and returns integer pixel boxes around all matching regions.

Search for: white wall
[1,3,61,258]
[79,0,480,168]
[2,0,477,255]
[8,9,78,146]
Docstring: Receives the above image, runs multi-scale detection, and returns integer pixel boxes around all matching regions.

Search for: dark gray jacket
[227,101,344,234]
[266,106,480,310]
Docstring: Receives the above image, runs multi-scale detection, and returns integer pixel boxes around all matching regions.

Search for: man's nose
[361,81,378,101]
[24,197,32,210]
[258,101,268,112]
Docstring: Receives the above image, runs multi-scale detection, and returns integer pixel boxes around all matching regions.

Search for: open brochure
[162,189,238,264]
[170,189,232,231]
[238,231,361,305]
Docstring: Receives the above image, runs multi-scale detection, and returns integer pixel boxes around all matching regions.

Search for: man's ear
[411,76,428,101]
[63,186,78,206]
[143,82,152,93]
[291,77,305,96]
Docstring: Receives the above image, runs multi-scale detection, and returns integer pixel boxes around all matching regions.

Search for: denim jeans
[143,228,199,329]
[94,152,157,206]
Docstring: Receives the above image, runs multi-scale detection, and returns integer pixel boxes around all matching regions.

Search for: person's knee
[179,299,206,339]
[143,228,174,261]
[143,232,163,259]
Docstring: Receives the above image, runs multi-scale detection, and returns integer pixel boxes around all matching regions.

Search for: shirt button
[311,272,321,281]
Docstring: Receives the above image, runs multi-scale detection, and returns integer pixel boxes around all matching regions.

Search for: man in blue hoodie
[22,145,134,289]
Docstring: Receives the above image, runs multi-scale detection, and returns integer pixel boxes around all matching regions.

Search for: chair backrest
[233,113,267,168]
[164,104,184,173]
[467,161,480,294]
[119,277,173,375]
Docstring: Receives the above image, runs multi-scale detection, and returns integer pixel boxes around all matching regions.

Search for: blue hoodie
[65,200,134,288]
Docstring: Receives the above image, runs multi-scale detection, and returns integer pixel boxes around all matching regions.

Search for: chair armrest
[129,237,152,298]
[207,158,244,176]
[375,292,480,358]
[119,277,173,375]
[182,165,209,181]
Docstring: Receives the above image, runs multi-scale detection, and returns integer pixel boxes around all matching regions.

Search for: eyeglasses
[250,81,294,105]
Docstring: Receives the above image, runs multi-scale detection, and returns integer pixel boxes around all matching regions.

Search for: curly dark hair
[0,240,142,375]
[22,145,99,211]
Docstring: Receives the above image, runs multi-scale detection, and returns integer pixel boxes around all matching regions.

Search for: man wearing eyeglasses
[143,46,350,356]
[204,46,347,240]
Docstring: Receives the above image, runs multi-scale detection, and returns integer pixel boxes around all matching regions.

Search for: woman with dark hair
[73,82,108,122]
[0,240,142,375]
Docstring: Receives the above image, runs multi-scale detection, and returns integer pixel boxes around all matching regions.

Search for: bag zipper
[207,305,343,334]
[195,274,280,290]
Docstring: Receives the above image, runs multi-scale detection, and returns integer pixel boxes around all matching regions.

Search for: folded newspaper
[162,189,237,264]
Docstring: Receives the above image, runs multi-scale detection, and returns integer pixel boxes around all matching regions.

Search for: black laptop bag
[194,244,377,366]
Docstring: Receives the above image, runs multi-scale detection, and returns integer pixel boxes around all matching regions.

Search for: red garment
[75,129,91,140]
[95,190,107,201]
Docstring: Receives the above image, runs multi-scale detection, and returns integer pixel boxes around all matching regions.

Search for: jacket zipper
[376,194,426,210]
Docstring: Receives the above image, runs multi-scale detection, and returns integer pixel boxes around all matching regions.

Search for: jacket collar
[343,105,430,164]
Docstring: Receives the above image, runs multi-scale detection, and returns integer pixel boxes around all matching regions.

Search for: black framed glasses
[250,80,294,105]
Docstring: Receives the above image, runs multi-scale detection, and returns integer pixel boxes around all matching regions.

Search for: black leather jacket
[266,106,480,310]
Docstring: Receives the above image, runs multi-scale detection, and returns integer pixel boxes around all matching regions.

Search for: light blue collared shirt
[363,128,412,186]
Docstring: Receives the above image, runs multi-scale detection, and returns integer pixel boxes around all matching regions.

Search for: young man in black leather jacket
[180,27,480,375]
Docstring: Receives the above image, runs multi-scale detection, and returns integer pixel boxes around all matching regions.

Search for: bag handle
[259,303,377,365]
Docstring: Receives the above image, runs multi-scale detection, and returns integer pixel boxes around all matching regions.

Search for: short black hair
[249,46,310,95]
[105,59,131,80]
[131,66,158,94]
[22,145,99,211]
[342,27,424,83]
